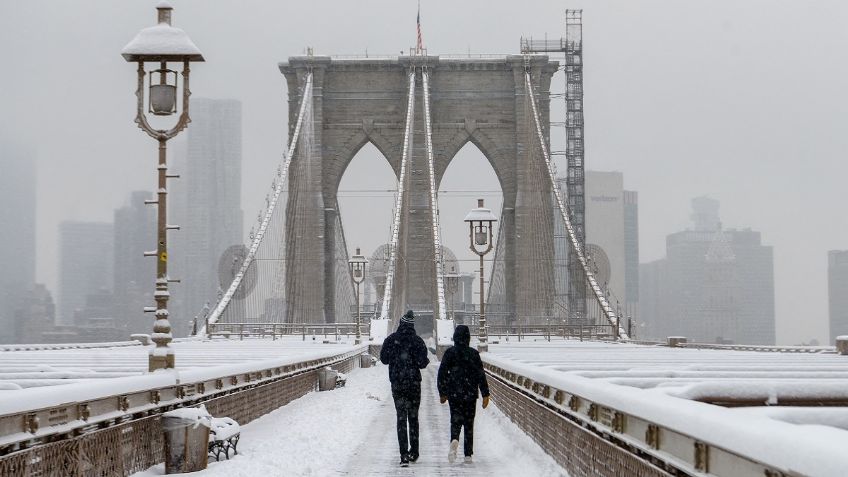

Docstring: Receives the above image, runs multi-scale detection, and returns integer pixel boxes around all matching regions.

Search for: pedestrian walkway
[134,359,566,476]
[341,365,480,475]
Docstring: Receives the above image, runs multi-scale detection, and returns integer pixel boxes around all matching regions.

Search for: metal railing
[0,347,364,469]
[479,324,618,342]
[207,322,371,341]
[482,356,829,477]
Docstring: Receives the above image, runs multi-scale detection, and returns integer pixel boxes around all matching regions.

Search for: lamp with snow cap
[464,199,498,352]
[121,1,204,372]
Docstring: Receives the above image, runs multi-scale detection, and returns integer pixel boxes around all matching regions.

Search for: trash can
[359,353,372,368]
[162,405,212,474]
[317,367,338,391]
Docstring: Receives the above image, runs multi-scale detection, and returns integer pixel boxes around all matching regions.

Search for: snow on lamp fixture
[121,1,204,372]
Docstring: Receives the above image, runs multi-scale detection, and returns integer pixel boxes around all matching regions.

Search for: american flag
[416,2,424,53]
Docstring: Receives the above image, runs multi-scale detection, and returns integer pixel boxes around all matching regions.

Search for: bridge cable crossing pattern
[374,71,416,332]
[524,71,629,339]
[201,72,314,333]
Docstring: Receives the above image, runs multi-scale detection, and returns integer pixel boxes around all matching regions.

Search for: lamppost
[348,248,368,345]
[444,266,460,322]
[121,2,204,371]
[464,199,498,353]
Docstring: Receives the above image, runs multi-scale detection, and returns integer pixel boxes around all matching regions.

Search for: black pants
[448,399,477,457]
[392,386,421,458]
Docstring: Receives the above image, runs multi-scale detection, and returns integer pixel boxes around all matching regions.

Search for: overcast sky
[1,0,846,344]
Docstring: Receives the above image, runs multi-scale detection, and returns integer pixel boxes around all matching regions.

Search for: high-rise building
[113,191,156,334]
[639,197,775,344]
[13,284,55,344]
[170,98,243,335]
[553,171,639,327]
[828,250,848,342]
[0,141,36,343]
[57,222,113,326]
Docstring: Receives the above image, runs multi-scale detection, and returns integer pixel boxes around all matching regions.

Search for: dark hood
[453,325,471,347]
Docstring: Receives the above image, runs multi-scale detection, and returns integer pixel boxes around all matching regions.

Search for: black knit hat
[401,309,415,323]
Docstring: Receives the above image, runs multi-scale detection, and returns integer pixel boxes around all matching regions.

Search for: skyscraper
[584,171,639,322]
[828,250,848,343]
[640,197,775,344]
[57,222,114,326]
[113,191,156,334]
[170,98,243,335]
[0,141,36,343]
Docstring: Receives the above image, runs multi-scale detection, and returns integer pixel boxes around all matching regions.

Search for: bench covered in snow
[208,417,240,461]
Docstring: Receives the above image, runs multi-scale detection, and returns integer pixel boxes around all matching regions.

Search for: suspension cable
[422,71,448,322]
[378,71,416,322]
[523,71,629,339]
[201,72,314,333]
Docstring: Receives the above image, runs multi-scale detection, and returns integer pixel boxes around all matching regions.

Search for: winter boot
[448,439,459,463]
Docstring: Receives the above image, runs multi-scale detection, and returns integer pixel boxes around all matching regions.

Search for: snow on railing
[524,71,628,339]
[482,350,848,477]
[0,344,364,450]
[201,72,314,334]
[375,72,416,329]
[0,341,141,352]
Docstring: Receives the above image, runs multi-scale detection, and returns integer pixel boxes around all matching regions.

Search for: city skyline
[1,1,847,344]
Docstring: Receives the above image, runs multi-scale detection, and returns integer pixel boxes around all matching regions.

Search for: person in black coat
[380,310,429,466]
[437,324,490,464]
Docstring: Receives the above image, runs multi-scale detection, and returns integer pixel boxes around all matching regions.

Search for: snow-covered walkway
[136,360,566,476]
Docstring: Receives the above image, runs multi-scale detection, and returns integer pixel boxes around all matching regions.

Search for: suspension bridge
[3,29,848,477]
[202,53,625,344]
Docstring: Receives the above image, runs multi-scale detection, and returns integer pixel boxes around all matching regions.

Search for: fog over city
[1,0,846,345]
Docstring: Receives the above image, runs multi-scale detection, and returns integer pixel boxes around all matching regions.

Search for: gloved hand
[440,395,447,404]
[482,396,490,409]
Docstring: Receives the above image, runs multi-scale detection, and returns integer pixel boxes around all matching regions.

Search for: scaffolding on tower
[520,10,587,325]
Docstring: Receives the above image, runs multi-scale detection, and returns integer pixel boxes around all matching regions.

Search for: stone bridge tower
[279,55,558,324]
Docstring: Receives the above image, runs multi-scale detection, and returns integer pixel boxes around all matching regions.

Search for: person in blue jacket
[437,324,490,464]
[380,310,430,467]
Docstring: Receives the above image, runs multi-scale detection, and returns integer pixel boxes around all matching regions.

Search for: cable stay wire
[524,71,629,339]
